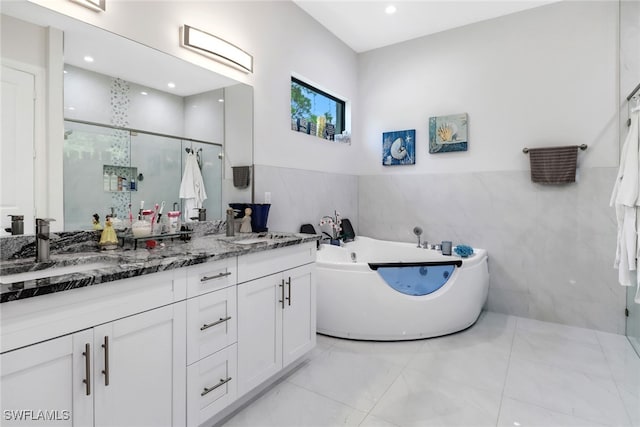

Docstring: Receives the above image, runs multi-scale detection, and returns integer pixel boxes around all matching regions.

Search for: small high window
[291,77,345,141]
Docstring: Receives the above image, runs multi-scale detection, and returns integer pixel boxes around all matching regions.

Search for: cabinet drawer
[187,287,237,365]
[186,258,236,298]
[237,243,316,283]
[187,344,237,427]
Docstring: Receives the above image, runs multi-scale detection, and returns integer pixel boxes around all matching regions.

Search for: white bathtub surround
[316,237,489,340]
[358,167,623,334]
[253,164,358,234]
[221,312,636,427]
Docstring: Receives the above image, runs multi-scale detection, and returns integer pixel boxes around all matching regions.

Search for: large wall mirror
[1,1,253,234]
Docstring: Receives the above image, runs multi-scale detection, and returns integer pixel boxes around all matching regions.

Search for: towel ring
[522,144,587,154]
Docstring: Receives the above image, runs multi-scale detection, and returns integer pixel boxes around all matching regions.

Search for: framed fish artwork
[428,113,468,153]
[382,129,416,166]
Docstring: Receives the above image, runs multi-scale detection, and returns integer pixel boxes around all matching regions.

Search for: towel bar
[522,144,587,154]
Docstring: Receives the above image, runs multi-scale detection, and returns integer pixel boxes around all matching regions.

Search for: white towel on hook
[610,109,640,303]
[179,152,207,222]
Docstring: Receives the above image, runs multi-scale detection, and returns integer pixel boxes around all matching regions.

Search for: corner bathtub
[316,236,489,340]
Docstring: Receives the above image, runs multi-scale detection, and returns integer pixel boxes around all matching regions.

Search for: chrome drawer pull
[200,271,231,282]
[200,316,232,331]
[201,377,232,396]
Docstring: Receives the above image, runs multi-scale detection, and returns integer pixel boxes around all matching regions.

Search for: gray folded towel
[232,166,251,189]
[528,146,579,184]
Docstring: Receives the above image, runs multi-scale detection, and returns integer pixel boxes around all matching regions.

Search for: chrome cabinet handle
[279,279,285,309]
[285,277,291,306]
[82,343,91,396]
[101,336,110,386]
[201,377,232,396]
[200,271,231,282]
[200,316,232,331]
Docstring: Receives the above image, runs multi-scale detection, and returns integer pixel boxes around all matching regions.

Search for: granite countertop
[0,232,320,303]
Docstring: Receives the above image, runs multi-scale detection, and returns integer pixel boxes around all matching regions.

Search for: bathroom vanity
[0,233,318,427]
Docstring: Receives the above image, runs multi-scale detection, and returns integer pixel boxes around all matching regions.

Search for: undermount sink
[0,261,117,284]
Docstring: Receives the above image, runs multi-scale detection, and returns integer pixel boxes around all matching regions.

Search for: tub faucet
[35,218,55,262]
[413,226,423,248]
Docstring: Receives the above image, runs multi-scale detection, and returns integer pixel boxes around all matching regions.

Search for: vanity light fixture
[69,0,106,12]
[180,25,253,73]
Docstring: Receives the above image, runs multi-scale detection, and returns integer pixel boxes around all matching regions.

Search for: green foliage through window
[291,77,345,141]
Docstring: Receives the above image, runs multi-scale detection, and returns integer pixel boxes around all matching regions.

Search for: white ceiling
[293,0,562,53]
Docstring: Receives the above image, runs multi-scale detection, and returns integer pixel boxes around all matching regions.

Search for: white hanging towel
[610,108,640,303]
[179,152,207,222]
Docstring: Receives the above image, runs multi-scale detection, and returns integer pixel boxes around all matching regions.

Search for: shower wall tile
[358,167,625,334]
[253,165,358,234]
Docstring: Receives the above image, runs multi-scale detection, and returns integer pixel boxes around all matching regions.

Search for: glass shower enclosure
[63,120,222,231]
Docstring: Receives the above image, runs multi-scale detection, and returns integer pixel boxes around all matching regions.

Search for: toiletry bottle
[103,171,110,191]
[226,208,235,236]
[130,178,136,191]
[109,173,118,192]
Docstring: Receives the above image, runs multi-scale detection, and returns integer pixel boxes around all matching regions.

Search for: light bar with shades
[180,25,253,73]
[69,0,106,12]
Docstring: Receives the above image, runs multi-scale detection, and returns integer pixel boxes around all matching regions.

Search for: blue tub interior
[376,265,455,296]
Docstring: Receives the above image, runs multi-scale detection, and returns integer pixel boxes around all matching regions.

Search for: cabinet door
[0,330,93,427]
[237,274,282,396]
[282,264,316,367]
[94,302,186,427]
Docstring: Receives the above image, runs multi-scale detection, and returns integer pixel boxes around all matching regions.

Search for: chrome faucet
[35,218,55,262]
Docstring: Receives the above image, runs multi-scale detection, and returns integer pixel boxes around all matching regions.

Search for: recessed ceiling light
[385,5,396,15]
[167,82,176,89]
[63,70,68,74]
[218,98,224,103]
[83,55,94,63]
[68,106,76,111]
[140,91,148,96]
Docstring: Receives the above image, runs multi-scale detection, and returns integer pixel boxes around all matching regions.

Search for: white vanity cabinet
[236,244,316,396]
[1,270,187,427]
[0,302,186,427]
[1,240,317,427]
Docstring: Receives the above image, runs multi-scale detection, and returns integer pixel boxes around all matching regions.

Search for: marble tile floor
[220,311,640,427]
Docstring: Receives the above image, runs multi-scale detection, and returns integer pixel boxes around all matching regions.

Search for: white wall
[357,1,618,176]
[357,1,624,333]
[0,14,47,68]
[224,83,253,205]
[184,89,224,143]
[64,65,186,136]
